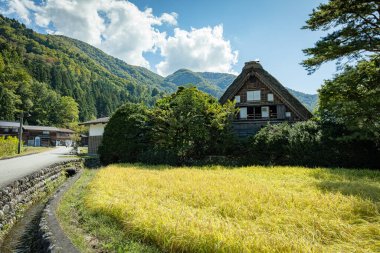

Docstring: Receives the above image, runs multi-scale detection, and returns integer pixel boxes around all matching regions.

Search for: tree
[0,85,17,120]
[56,96,79,127]
[302,0,380,72]
[318,57,380,144]
[98,103,152,165]
[152,87,236,163]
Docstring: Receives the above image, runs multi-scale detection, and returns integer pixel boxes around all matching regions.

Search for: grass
[61,164,380,252]
[0,146,51,159]
[57,169,161,253]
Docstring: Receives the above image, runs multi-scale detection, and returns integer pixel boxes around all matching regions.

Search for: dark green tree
[98,103,152,165]
[302,0,380,72]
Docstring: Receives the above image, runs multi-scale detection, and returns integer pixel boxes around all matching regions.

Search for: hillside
[0,15,174,124]
[165,69,318,111]
[286,88,318,112]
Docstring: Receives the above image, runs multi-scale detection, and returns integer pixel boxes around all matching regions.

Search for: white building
[79,117,109,155]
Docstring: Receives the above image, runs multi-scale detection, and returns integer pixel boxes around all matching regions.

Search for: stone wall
[0,159,83,240]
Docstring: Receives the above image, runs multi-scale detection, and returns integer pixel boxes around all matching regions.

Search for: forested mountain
[0,15,173,125]
[165,69,318,111]
[0,15,317,126]
[286,88,318,112]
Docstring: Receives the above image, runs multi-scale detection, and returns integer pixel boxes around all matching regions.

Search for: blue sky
[0,0,336,94]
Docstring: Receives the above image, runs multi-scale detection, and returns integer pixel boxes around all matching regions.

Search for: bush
[249,121,380,168]
[98,103,152,165]
[249,121,322,166]
[0,136,18,158]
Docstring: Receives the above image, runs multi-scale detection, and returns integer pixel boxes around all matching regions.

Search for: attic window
[267,93,274,102]
[247,90,261,101]
[235,96,241,103]
[286,112,292,118]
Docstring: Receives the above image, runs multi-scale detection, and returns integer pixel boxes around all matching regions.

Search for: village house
[219,61,312,137]
[79,117,109,155]
[0,121,74,147]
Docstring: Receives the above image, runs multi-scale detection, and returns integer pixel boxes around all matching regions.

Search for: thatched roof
[219,61,312,120]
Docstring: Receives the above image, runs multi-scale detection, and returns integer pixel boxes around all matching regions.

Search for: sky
[0,0,337,94]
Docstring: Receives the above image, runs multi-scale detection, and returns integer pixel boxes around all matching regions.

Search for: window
[247,90,261,101]
[4,128,9,133]
[286,112,292,118]
[43,131,50,135]
[261,106,269,118]
[267,93,274,102]
[253,91,261,101]
[239,107,247,119]
[235,95,241,103]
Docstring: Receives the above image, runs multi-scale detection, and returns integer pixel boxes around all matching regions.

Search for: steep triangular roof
[219,61,313,120]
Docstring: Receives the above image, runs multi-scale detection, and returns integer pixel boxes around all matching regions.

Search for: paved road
[0,147,75,188]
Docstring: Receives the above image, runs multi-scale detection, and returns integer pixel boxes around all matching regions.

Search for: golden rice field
[84,164,380,252]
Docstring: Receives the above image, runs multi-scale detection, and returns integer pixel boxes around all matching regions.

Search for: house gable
[220,61,312,121]
[219,61,313,137]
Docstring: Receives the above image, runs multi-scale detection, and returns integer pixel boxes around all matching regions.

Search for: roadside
[0,146,52,160]
[0,146,75,188]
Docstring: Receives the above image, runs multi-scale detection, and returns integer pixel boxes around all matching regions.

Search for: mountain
[165,69,318,111]
[0,15,317,126]
[286,88,318,112]
[0,15,175,124]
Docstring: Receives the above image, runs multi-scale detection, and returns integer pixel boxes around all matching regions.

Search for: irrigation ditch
[0,159,83,252]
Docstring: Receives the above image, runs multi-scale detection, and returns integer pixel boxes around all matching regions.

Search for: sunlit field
[84,164,380,252]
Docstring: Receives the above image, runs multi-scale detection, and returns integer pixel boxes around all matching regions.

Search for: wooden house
[219,61,312,137]
[0,121,74,146]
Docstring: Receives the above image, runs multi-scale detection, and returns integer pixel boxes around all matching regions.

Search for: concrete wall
[89,124,105,136]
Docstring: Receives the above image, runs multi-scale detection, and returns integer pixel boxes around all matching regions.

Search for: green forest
[0,14,173,125]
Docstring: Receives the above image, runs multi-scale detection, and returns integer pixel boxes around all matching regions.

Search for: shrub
[98,103,152,165]
[0,136,18,158]
[249,121,322,166]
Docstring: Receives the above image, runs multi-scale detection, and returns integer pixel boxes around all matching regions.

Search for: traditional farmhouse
[79,117,109,155]
[219,61,312,137]
[0,121,74,146]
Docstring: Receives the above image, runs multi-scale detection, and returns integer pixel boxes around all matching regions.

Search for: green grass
[59,165,380,252]
[0,146,51,159]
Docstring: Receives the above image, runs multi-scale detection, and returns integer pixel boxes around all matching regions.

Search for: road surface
[0,147,75,188]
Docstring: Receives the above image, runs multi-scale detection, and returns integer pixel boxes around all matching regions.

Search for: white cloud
[1,0,238,74]
[156,25,238,76]
[3,0,36,24]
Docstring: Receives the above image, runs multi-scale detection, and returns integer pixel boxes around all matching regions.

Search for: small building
[0,121,19,138]
[79,117,109,155]
[23,125,74,147]
[219,61,312,137]
[0,121,74,146]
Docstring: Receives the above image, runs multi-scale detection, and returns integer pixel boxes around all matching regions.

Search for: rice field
[84,164,380,252]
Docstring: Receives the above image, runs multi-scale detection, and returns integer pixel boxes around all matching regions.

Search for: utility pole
[18,112,23,154]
